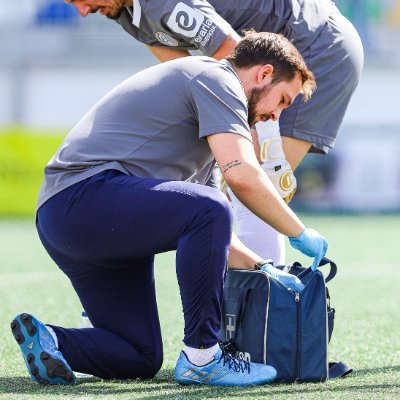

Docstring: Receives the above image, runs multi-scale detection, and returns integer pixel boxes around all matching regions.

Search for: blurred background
[0,0,399,216]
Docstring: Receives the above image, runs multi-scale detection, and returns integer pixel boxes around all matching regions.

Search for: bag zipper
[294,291,301,379]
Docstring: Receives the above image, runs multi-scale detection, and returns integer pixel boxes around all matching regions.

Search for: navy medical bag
[220,258,351,382]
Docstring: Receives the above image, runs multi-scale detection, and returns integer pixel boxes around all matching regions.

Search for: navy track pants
[36,170,232,379]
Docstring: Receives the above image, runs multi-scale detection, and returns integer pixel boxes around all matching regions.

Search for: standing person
[11,33,327,386]
[66,0,363,264]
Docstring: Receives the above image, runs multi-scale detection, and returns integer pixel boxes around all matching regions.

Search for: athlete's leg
[227,188,285,265]
[36,170,232,378]
[37,240,163,379]
[282,136,312,171]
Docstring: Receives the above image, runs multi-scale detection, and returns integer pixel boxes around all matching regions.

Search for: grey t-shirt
[37,57,251,210]
[118,0,334,55]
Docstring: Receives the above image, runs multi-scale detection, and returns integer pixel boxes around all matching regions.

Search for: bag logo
[225,314,236,340]
[155,32,179,47]
[167,2,204,38]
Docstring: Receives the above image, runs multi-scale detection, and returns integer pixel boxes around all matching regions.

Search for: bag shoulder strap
[329,361,353,378]
[220,288,252,353]
[233,288,251,343]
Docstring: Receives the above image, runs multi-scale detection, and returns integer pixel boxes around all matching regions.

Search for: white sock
[183,343,219,366]
[46,325,59,349]
[228,188,286,265]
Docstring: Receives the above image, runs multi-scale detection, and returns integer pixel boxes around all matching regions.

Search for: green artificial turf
[0,215,399,399]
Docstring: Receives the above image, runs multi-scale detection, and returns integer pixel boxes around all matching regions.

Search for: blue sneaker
[10,313,76,385]
[175,347,276,386]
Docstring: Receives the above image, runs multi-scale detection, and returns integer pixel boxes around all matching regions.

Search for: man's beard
[105,2,125,20]
[106,7,124,20]
[247,84,273,127]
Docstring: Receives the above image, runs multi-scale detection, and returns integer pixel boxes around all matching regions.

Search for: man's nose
[74,2,93,17]
[269,107,283,121]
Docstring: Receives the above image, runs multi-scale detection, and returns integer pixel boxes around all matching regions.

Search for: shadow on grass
[0,370,177,396]
[351,365,400,375]
[1,367,399,398]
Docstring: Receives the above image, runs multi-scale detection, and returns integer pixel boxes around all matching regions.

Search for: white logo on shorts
[155,32,179,47]
[167,2,204,38]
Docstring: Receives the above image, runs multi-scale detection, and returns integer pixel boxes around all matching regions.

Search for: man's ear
[257,64,274,84]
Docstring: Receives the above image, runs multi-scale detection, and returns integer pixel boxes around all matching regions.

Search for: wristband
[254,259,274,270]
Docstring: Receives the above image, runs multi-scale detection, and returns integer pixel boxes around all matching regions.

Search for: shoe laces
[217,345,251,374]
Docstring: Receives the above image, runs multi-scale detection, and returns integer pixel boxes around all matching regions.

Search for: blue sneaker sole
[11,313,76,385]
[176,374,274,387]
[176,376,265,386]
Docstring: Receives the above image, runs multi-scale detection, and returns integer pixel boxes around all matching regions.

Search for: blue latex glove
[289,228,328,272]
[260,263,305,292]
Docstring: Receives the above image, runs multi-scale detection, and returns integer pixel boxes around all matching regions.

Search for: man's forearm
[226,163,304,238]
[208,133,305,238]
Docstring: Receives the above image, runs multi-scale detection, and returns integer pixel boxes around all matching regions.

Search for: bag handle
[297,257,337,284]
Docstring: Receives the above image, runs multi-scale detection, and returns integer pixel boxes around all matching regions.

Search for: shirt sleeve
[187,65,252,141]
[117,8,160,46]
[160,0,233,56]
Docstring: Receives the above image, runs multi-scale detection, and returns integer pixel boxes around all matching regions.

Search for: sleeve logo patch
[155,32,179,47]
[166,2,204,38]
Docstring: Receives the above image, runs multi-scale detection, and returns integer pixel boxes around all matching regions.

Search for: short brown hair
[226,31,316,100]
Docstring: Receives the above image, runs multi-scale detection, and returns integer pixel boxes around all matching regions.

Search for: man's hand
[256,121,297,203]
[260,263,305,292]
[288,228,328,271]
